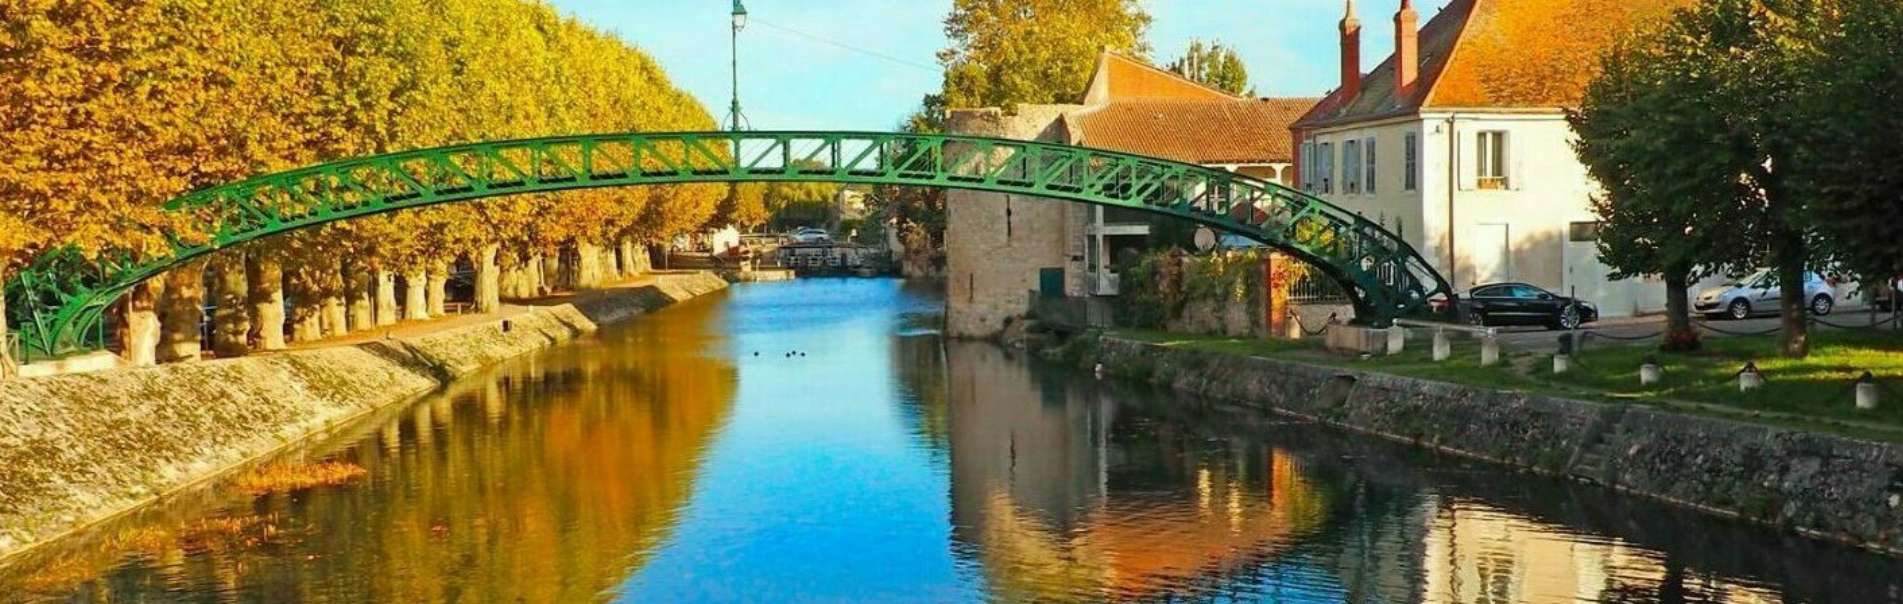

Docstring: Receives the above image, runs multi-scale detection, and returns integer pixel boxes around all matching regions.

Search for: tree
[1572,31,1754,350]
[1167,39,1251,96]
[936,0,1151,109]
[1793,0,1903,287]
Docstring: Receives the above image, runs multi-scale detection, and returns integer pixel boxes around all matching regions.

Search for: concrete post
[122,279,163,366]
[1857,374,1879,410]
[1432,329,1451,361]
[475,245,501,313]
[246,256,286,351]
[156,263,205,363]
[374,270,399,327]
[1640,360,1663,386]
[403,268,430,321]
[346,266,374,331]
[1479,331,1501,367]
[1386,326,1406,356]
[1553,354,1571,374]
[426,259,449,316]
[209,256,249,358]
[1739,364,1764,393]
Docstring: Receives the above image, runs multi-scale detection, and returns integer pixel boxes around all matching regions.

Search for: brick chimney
[1395,0,1420,96]
[1339,0,1362,101]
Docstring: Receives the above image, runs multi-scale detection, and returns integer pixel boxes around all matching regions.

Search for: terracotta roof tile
[1067,98,1319,164]
[1294,0,1691,129]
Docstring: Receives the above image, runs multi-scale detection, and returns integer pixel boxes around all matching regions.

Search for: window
[1342,140,1361,194]
[1474,285,1508,298]
[1319,142,1334,194]
[1568,221,1603,242]
[1364,137,1377,195]
[1508,284,1546,299]
[1477,131,1509,189]
[1403,133,1419,191]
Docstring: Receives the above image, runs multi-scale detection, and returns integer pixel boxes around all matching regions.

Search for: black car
[1459,283,1599,330]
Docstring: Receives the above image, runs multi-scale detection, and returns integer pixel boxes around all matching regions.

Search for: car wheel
[1810,295,1834,316]
[1468,310,1487,327]
[1727,299,1752,321]
[1554,306,1582,331]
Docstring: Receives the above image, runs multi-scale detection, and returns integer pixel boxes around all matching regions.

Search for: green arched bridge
[3,131,1454,358]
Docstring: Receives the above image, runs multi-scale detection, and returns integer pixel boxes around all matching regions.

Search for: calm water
[4,279,1902,603]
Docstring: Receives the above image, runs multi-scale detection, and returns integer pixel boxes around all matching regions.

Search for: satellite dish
[1193,227,1219,253]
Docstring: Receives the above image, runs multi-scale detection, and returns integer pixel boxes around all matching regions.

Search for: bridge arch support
[4,130,1453,358]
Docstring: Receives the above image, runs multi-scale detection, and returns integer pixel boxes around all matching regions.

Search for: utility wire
[750,18,941,73]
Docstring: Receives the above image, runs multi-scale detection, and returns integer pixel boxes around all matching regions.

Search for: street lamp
[729,0,748,132]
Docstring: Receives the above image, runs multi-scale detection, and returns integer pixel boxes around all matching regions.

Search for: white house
[1291,0,1694,317]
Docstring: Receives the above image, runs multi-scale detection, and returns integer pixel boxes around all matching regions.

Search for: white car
[1694,269,1835,320]
[790,228,831,244]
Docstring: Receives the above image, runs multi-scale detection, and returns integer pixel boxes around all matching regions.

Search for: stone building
[945,52,1317,338]
[1291,0,1695,317]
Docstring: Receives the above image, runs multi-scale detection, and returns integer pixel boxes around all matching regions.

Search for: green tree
[1793,0,1903,287]
[1167,39,1251,96]
[1572,30,1755,350]
[936,0,1151,109]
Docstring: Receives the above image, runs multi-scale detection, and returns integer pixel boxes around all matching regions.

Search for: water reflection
[5,279,1902,603]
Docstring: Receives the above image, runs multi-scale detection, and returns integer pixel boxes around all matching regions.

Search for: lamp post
[729,0,748,132]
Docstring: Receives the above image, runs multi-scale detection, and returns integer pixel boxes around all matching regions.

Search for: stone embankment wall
[1050,333,1903,555]
[0,272,727,561]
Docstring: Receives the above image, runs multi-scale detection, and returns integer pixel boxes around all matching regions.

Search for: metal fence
[1288,264,1351,304]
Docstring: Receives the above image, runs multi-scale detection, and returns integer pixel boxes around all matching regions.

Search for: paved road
[1478,304,1898,351]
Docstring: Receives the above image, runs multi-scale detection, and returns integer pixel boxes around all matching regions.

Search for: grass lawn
[1102,327,1903,441]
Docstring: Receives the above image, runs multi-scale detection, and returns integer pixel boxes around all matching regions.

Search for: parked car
[1694,269,1834,320]
[1458,282,1600,330]
[790,227,831,244]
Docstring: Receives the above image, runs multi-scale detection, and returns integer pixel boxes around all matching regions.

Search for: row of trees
[1,0,727,367]
[1572,0,1903,357]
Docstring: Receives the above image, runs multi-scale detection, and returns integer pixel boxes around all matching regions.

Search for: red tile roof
[1068,53,1317,165]
[1293,0,1692,130]
[1067,98,1319,165]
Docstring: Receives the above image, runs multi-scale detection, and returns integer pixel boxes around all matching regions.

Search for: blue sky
[548,0,1453,130]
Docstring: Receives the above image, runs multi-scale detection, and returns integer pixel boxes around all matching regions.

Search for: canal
[4,279,1900,602]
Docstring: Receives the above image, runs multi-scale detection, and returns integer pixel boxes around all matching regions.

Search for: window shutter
[1457,130,1478,191]
[1507,131,1524,191]
[1365,138,1377,195]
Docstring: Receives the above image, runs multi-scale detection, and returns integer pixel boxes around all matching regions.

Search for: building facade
[946,53,1316,338]
[1292,0,1694,318]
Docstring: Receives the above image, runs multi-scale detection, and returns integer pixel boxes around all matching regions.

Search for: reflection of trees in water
[890,333,951,464]
[7,309,738,602]
[943,342,1338,602]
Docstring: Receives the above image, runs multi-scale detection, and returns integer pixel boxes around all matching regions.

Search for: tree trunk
[374,270,399,327]
[426,259,449,316]
[475,245,501,313]
[286,274,324,344]
[404,268,430,321]
[0,275,14,379]
[246,256,286,351]
[529,253,547,296]
[599,243,621,282]
[576,242,604,289]
[346,265,374,331]
[123,279,163,366]
[1661,269,1700,352]
[1777,256,1809,358]
[321,294,349,338]
[210,255,250,358]
[542,252,564,293]
[156,263,204,363]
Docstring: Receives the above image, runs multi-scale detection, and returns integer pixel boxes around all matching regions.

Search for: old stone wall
[0,272,727,561]
[944,105,1090,340]
[1051,333,1903,554]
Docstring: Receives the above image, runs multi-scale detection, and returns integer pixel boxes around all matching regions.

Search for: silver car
[1694,269,1835,320]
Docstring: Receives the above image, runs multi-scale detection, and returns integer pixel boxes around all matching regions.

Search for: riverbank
[1041,331,1903,555]
[0,271,728,562]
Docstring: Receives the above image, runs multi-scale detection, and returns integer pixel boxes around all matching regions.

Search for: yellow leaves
[0,0,721,274]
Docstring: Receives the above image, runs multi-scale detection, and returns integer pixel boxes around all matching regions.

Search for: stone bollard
[1432,329,1451,362]
[1553,354,1571,374]
[1857,372,1879,410]
[1739,362,1764,393]
[1640,355,1663,386]
[1387,326,1407,356]
[1480,331,1501,367]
